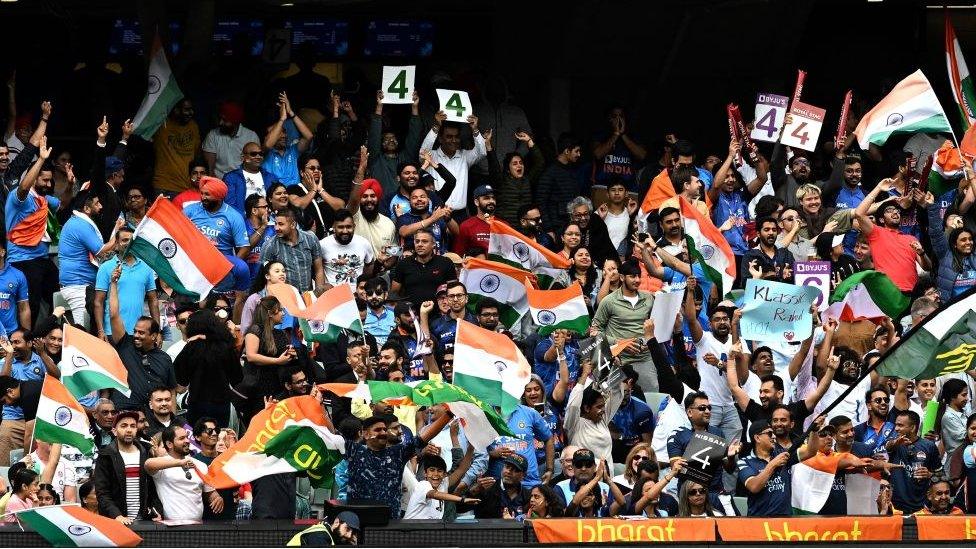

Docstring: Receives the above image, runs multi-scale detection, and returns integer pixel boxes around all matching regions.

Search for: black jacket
[93,440,161,520]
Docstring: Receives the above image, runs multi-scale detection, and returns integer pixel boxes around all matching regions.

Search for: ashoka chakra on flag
[536,309,557,325]
[479,274,501,293]
[54,406,72,427]
[158,237,178,258]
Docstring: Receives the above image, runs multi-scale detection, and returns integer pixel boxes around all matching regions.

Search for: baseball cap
[572,448,596,467]
[335,511,361,533]
[393,301,414,316]
[503,454,528,473]
[748,419,772,439]
[113,410,140,427]
[435,284,449,296]
[473,185,495,199]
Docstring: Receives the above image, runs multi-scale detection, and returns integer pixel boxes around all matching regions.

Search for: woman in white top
[564,359,625,474]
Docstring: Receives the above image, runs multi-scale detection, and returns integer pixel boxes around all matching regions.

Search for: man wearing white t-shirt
[683,278,742,443]
[144,425,222,521]
[319,209,375,289]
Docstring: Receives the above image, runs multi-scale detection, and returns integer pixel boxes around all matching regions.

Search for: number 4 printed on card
[436,89,473,122]
[381,66,416,105]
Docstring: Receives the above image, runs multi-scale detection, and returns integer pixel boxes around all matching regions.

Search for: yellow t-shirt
[152,120,201,192]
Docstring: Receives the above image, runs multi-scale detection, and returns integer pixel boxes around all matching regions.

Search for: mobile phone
[637,232,650,243]
[533,403,545,413]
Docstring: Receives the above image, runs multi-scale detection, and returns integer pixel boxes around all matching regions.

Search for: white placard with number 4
[436,89,473,123]
[750,93,789,143]
[381,66,416,105]
[780,101,826,152]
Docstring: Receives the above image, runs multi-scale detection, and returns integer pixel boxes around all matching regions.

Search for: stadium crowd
[0,50,975,539]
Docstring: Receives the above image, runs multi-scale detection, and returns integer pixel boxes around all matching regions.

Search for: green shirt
[592,288,654,364]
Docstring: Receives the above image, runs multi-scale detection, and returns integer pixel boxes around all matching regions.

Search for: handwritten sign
[436,89,473,122]
[781,101,826,152]
[794,261,831,311]
[381,65,415,104]
[740,278,819,342]
[751,93,789,143]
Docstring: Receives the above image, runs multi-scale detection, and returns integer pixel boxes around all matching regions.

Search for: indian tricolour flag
[928,140,966,197]
[35,377,95,456]
[321,380,516,450]
[130,197,232,299]
[9,504,142,547]
[453,320,531,416]
[525,281,590,336]
[460,257,537,329]
[947,14,976,130]
[292,284,362,344]
[488,218,570,288]
[824,270,909,324]
[853,69,954,149]
[679,196,735,297]
[792,453,841,515]
[132,34,184,140]
[59,324,129,400]
[198,395,344,489]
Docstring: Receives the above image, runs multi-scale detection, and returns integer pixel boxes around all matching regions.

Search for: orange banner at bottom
[916,515,976,540]
[716,516,902,541]
[531,518,716,543]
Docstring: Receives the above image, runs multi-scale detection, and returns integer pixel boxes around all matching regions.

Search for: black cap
[473,184,495,199]
[748,419,772,439]
[336,511,361,533]
[572,448,596,467]
[503,454,527,472]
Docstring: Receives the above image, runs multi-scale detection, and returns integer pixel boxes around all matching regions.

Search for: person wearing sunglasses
[820,415,895,515]
[667,392,740,515]
[677,479,721,517]
[612,443,653,493]
[192,417,237,519]
[854,386,899,454]
[737,418,822,517]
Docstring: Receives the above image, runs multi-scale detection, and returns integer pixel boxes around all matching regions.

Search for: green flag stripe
[865,113,953,146]
[538,315,590,336]
[830,270,908,319]
[34,420,95,456]
[134,79,184,139]
[300,319,344,344]
[262,425,343,488]
[17,511,77,547]
[63,372,127,400]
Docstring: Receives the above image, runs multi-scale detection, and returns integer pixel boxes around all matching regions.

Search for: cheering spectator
[145,425,224,520]
[320,209,375,288]
[419,111,485,212]
[259,206,326,294]
[93,227,158,341]
[174,309,242,427]
[262,92,314,185]
[390,230,457,304]
[368,90,422,195]
[489,131,542,227]
[93,411,160,523]
[203,102,260,179]
[289,153,343,239]
[152,99,201,193]
[884,410,943,514]
[537,133,583,233]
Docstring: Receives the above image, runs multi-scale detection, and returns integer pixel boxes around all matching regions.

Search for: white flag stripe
[135,217,213,297]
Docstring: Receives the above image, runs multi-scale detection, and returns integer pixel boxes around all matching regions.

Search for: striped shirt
[259,229,322,294]
[120,449,141,519]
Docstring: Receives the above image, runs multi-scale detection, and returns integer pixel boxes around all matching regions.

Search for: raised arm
[108,263,126,345]
[263,96,288,150]
[803,345,838,411]
[17,136,51,200]
[709,140,739,203]
[854,178,894,237]
[345,146,369,215]
[683,276,704,343]
[551,339,572,405]
[788,328,816,381]
[724,343,752,412]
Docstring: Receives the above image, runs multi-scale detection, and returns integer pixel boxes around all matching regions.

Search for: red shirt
[866,225,918,291]
[173,189,202,209]
[453,215,491,254]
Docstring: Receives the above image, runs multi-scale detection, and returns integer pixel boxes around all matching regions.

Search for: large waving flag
[59,324,129,399]
[876,287,976,380]
[679,196,735,297]
[525,281,590,336]
[825,270,909,323]
[8,504,142,547]
[928,140,966,197]
[35,377,95,456]
[321,380,516,450]
[292,284,362,344]
[853,70,954,149]
[197,395,344,489]
[460,257,536,328]
[947,14,976,130]
[487,218,570,288]
[132,34,184,140]
[638,169,714,218]
[130,197,232,299]
[453,320,531,416]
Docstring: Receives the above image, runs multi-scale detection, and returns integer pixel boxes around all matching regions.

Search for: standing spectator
[591,105,646,190]
[93,227,158,340]
[192,417,236,520]
[489,131,542,227]
[610,367,655,464]
[260,206,326,294]
[5,137,58,324]
[430,281,477,349]
[363,278,395,346]
[58,192,120,329]
[667,392,739,513]
[744,217,796,282]
[86,118,125,241]
[0,243,29,336]
[537,134,583,234]
[854,181,930,293]
[320,209,375,289]
[288,154,344,239]
[396,187,457,253]
[368,90,422,196]
[202,102,259,179]
[935,379,969,456]
[175,309,242,428]
[152,99,201,193]
[348,178,397,260]
[222,142,276,215]
[144,425,223,520]
[343,412,452,518]
[106,265,175,411]
[262,92,313,185]
[884,410,943,514]
[486,398,553,489]
[142,387,186,439]
[452,184,496,255]
[564,359,624,472]
[93,411,160,523]
[419,112,486,212]
[597,180,637,257]
[737,419,819,517]
[243,193,276,280]
[390,230,457,304]
[923,191,976,301]
[592,259,656,390]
